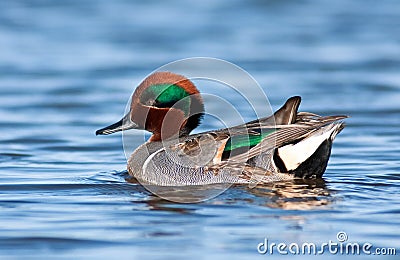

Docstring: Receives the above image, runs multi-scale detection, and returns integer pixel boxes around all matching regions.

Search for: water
[1,0,400,258]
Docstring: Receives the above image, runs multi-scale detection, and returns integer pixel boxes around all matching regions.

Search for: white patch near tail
[277,124,340,171]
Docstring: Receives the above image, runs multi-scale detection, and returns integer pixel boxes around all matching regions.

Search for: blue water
[1,0,400,259]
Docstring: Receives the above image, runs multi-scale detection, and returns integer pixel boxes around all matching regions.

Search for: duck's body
[97,72,347,186]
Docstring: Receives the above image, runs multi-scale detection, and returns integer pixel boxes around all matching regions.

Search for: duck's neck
[178,94,204,136]
[179,112,203,136]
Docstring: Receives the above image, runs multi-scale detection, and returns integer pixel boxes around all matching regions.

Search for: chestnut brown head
[96,72,204,141]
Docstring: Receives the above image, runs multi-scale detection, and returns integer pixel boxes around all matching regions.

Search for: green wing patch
[223,129,276,152]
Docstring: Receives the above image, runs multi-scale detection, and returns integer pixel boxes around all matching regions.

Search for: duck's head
[96,72,204,141]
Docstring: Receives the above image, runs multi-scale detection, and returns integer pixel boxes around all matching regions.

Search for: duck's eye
[144,99,156,106]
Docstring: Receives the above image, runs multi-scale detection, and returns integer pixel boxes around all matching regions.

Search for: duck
[96,71,347,186]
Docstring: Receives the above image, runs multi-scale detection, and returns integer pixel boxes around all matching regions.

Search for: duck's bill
[96,114,138,135]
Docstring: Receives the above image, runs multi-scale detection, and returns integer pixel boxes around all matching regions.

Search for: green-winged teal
[96,72,347,186]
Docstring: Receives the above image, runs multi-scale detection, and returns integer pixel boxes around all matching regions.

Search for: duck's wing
[220,95,348,162]
[164,97,347,176]
[225,115,347,164]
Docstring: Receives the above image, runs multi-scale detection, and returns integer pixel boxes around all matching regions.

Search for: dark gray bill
[95,114,138,135]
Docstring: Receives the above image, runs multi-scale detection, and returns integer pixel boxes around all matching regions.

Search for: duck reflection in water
[127,175,331,210]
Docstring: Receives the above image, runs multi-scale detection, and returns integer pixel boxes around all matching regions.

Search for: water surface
[1,0,399,258]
